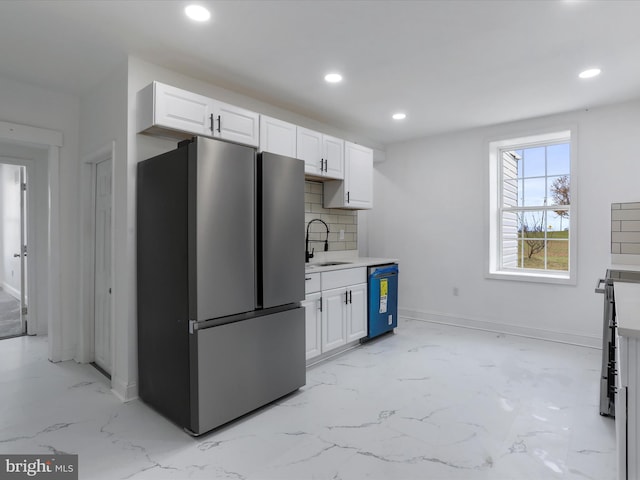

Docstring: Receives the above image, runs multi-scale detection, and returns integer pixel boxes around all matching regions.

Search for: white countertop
[614,282,640,338]
[305,256,398,273]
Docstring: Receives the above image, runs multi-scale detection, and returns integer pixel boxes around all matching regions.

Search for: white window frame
[487,127,577,285]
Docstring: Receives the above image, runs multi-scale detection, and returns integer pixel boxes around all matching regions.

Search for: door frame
[78,142,115,375]
[0,158,36,336]
[0,120,62,359]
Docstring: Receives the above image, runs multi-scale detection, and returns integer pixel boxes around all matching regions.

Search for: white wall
[0,76,79,345]
[368,100,640,346]
[78,58,129,397]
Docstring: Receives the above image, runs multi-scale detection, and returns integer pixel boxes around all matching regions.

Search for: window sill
[486,269,576,286]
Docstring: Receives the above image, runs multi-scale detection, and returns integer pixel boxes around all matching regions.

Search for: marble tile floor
[0,319,615,480]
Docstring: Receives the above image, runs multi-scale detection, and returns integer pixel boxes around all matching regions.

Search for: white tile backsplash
[612,202,640,264]
[305,181,357,251]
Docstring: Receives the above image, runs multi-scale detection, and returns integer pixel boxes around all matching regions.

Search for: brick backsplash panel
[305,181,357,251]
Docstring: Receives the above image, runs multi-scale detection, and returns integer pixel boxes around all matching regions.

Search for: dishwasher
[363,264,398,341]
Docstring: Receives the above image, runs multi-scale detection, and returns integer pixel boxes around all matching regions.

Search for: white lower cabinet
[617,333,639,480]
[346,283,367,342]
[322,287,349,352]
[305,267,368,362]
[302,292,322,360]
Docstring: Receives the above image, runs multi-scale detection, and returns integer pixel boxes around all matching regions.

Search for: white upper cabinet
[259,115,297,157]
[297,127,323,175]
[324,141,373,209]
[138,82,214,138]
[322,134,345,179]
[297,127,344,180]
[213,101,259,147]
[137,81,259,147]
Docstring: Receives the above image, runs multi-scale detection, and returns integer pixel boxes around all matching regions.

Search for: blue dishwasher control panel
[365,264,398,340]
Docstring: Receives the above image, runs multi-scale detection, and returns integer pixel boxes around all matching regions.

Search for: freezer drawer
[190,307,306,435]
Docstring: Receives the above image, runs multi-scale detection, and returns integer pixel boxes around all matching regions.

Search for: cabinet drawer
[321,267,366,290]
[305,273,321,294]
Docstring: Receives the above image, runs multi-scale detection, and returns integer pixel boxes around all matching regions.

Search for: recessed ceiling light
[185,5,211,22]
[579,68,601,79]
[324,73,343,83]
[392,113,406,120]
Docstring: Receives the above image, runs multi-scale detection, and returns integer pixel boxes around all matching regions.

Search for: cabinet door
[322,287,347,352]
[154,82,214,136]
[346,283,368,342]
[344,142,373,208]
[213,101,260,147]
[302,292,322,360]
[323,135,344,180]
[297,127,322,175]
[259,115,297,157]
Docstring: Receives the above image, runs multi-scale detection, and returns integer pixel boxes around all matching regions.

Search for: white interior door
[94,158,112,373]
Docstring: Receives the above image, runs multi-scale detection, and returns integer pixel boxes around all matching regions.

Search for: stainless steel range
[596,268,640,417]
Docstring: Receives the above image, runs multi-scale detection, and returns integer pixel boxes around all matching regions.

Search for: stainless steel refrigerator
[137,136,305,435]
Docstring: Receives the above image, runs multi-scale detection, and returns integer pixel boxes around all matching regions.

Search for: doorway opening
[0,162,28,339]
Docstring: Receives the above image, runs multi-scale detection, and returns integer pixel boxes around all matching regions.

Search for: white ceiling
[1,0,640,145]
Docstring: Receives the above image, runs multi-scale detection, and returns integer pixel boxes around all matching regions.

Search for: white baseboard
[400,308,601,349]
[111,377,138,403]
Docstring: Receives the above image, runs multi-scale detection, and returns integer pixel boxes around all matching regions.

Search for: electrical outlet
[340,229,345,240]
[453,287,459,296]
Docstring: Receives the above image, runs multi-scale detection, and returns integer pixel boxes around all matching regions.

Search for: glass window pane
[502,211,519,268]
[502,151,519,180]
[523,147,545,178]
[518,211,546,238]
[548,175,570,207]
[502,180,518,207]
[520,239,545,269]
[523,178,546,206]
[515,149,524,178]
[547,143,570,176]
[547,240,569,271]
[548,210,570,236]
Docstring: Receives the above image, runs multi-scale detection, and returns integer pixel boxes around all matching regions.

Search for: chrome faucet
[305,218,329,263]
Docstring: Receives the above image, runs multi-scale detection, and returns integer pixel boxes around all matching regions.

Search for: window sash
[498,142,570,273]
